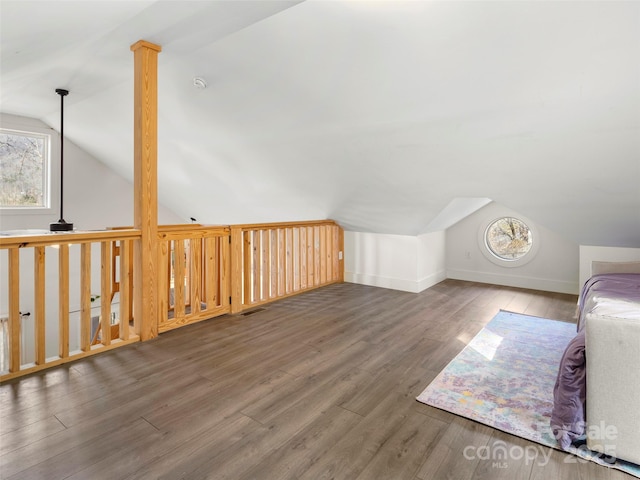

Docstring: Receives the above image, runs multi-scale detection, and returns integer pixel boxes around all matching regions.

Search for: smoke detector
[193,77,207,89]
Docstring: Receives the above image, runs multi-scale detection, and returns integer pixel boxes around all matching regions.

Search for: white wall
[418,231,447,291]
[346,202,579,296]
[0,114,182,231]
[344,230,446,293]
[446,202,579,294]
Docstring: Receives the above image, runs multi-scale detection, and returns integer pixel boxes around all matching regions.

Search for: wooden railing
[230,220,343,313]
[0,229,141,381]
[0,220,343,381]
[157,225,231,332]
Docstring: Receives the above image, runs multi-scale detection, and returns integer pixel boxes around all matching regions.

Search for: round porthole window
[484,217,532,261]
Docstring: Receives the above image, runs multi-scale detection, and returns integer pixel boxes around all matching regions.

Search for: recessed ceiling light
[193,77,207,89]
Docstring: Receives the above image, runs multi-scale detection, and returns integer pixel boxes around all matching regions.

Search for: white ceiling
[1,0,639,246]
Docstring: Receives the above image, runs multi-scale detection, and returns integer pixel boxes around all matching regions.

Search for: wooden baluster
[8,249,20,373]
[174,239,185,320]
[270,230,277,299]
[80,243,91,351]
[34,247,47,362]
[157,238,169,328]
[326,224,333,282]
[111,240,120,298]
[127,240,134,327]
[100,241,111,346]
[252,230,261,302]
[293,228,300,292]
[320,225,328,284]
[220,233,230,309]
[285,228,293,294]
[307,226,314,288]
[184,239,191,308]
[168,240,175,309]
[313,225,322,287]
[205,236,217,309]
[229,226,243,314]
[200,237,207,309]
[300,226,307,290]
[331,225,342,282]
[277,229,285,296]
[261,230,269,301]
[243,230,253,305]
[58,244,70,357]
[120,240,131,340]
[191,238,202,316]
[158,238,170,328]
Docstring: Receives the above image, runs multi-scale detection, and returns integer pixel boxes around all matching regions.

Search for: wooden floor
[0,280,634,479]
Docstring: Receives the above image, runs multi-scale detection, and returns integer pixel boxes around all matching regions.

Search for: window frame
[477,214,540,268]
[0,122,58,216]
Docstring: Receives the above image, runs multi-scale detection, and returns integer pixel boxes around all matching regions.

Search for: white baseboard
[345,269,577,295]
[446,268,579,295]
[345,270,446,294]
[417,270,448,292]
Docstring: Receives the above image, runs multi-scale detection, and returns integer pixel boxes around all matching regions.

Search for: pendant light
[50,88,74,232]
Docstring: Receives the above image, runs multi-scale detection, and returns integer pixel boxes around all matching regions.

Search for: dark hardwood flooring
[0,279,633,479]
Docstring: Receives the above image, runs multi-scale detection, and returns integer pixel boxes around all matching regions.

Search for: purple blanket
[551,330,586,450]
[577,273,640,331]
[552,272,640,450]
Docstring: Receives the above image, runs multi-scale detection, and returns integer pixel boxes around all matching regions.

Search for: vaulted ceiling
[1,1,638,246]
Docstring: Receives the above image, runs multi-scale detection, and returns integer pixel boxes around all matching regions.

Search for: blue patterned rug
[416,310,640,478]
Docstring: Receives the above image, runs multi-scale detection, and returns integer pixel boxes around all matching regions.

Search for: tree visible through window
[0,129,49,208]
[485,217,532,260]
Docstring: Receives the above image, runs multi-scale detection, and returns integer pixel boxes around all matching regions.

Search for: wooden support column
[131,40,161,340]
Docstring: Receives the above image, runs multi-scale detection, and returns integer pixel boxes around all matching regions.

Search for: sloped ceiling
[1,1,638,246]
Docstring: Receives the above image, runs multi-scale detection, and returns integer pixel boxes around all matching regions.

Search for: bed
[552,261,640,465]
[577,272,640,331]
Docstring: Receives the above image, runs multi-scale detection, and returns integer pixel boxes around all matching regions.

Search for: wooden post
[130,40,161,340]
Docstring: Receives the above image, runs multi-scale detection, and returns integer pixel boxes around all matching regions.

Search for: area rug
[416,310,640,478]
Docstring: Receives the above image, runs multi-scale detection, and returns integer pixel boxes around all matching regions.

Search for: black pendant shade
[50,88,73,232]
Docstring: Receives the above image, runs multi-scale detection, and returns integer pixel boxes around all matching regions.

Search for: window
[478,215,539,267]
[0,127,51,210]
[485,217,532,261]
